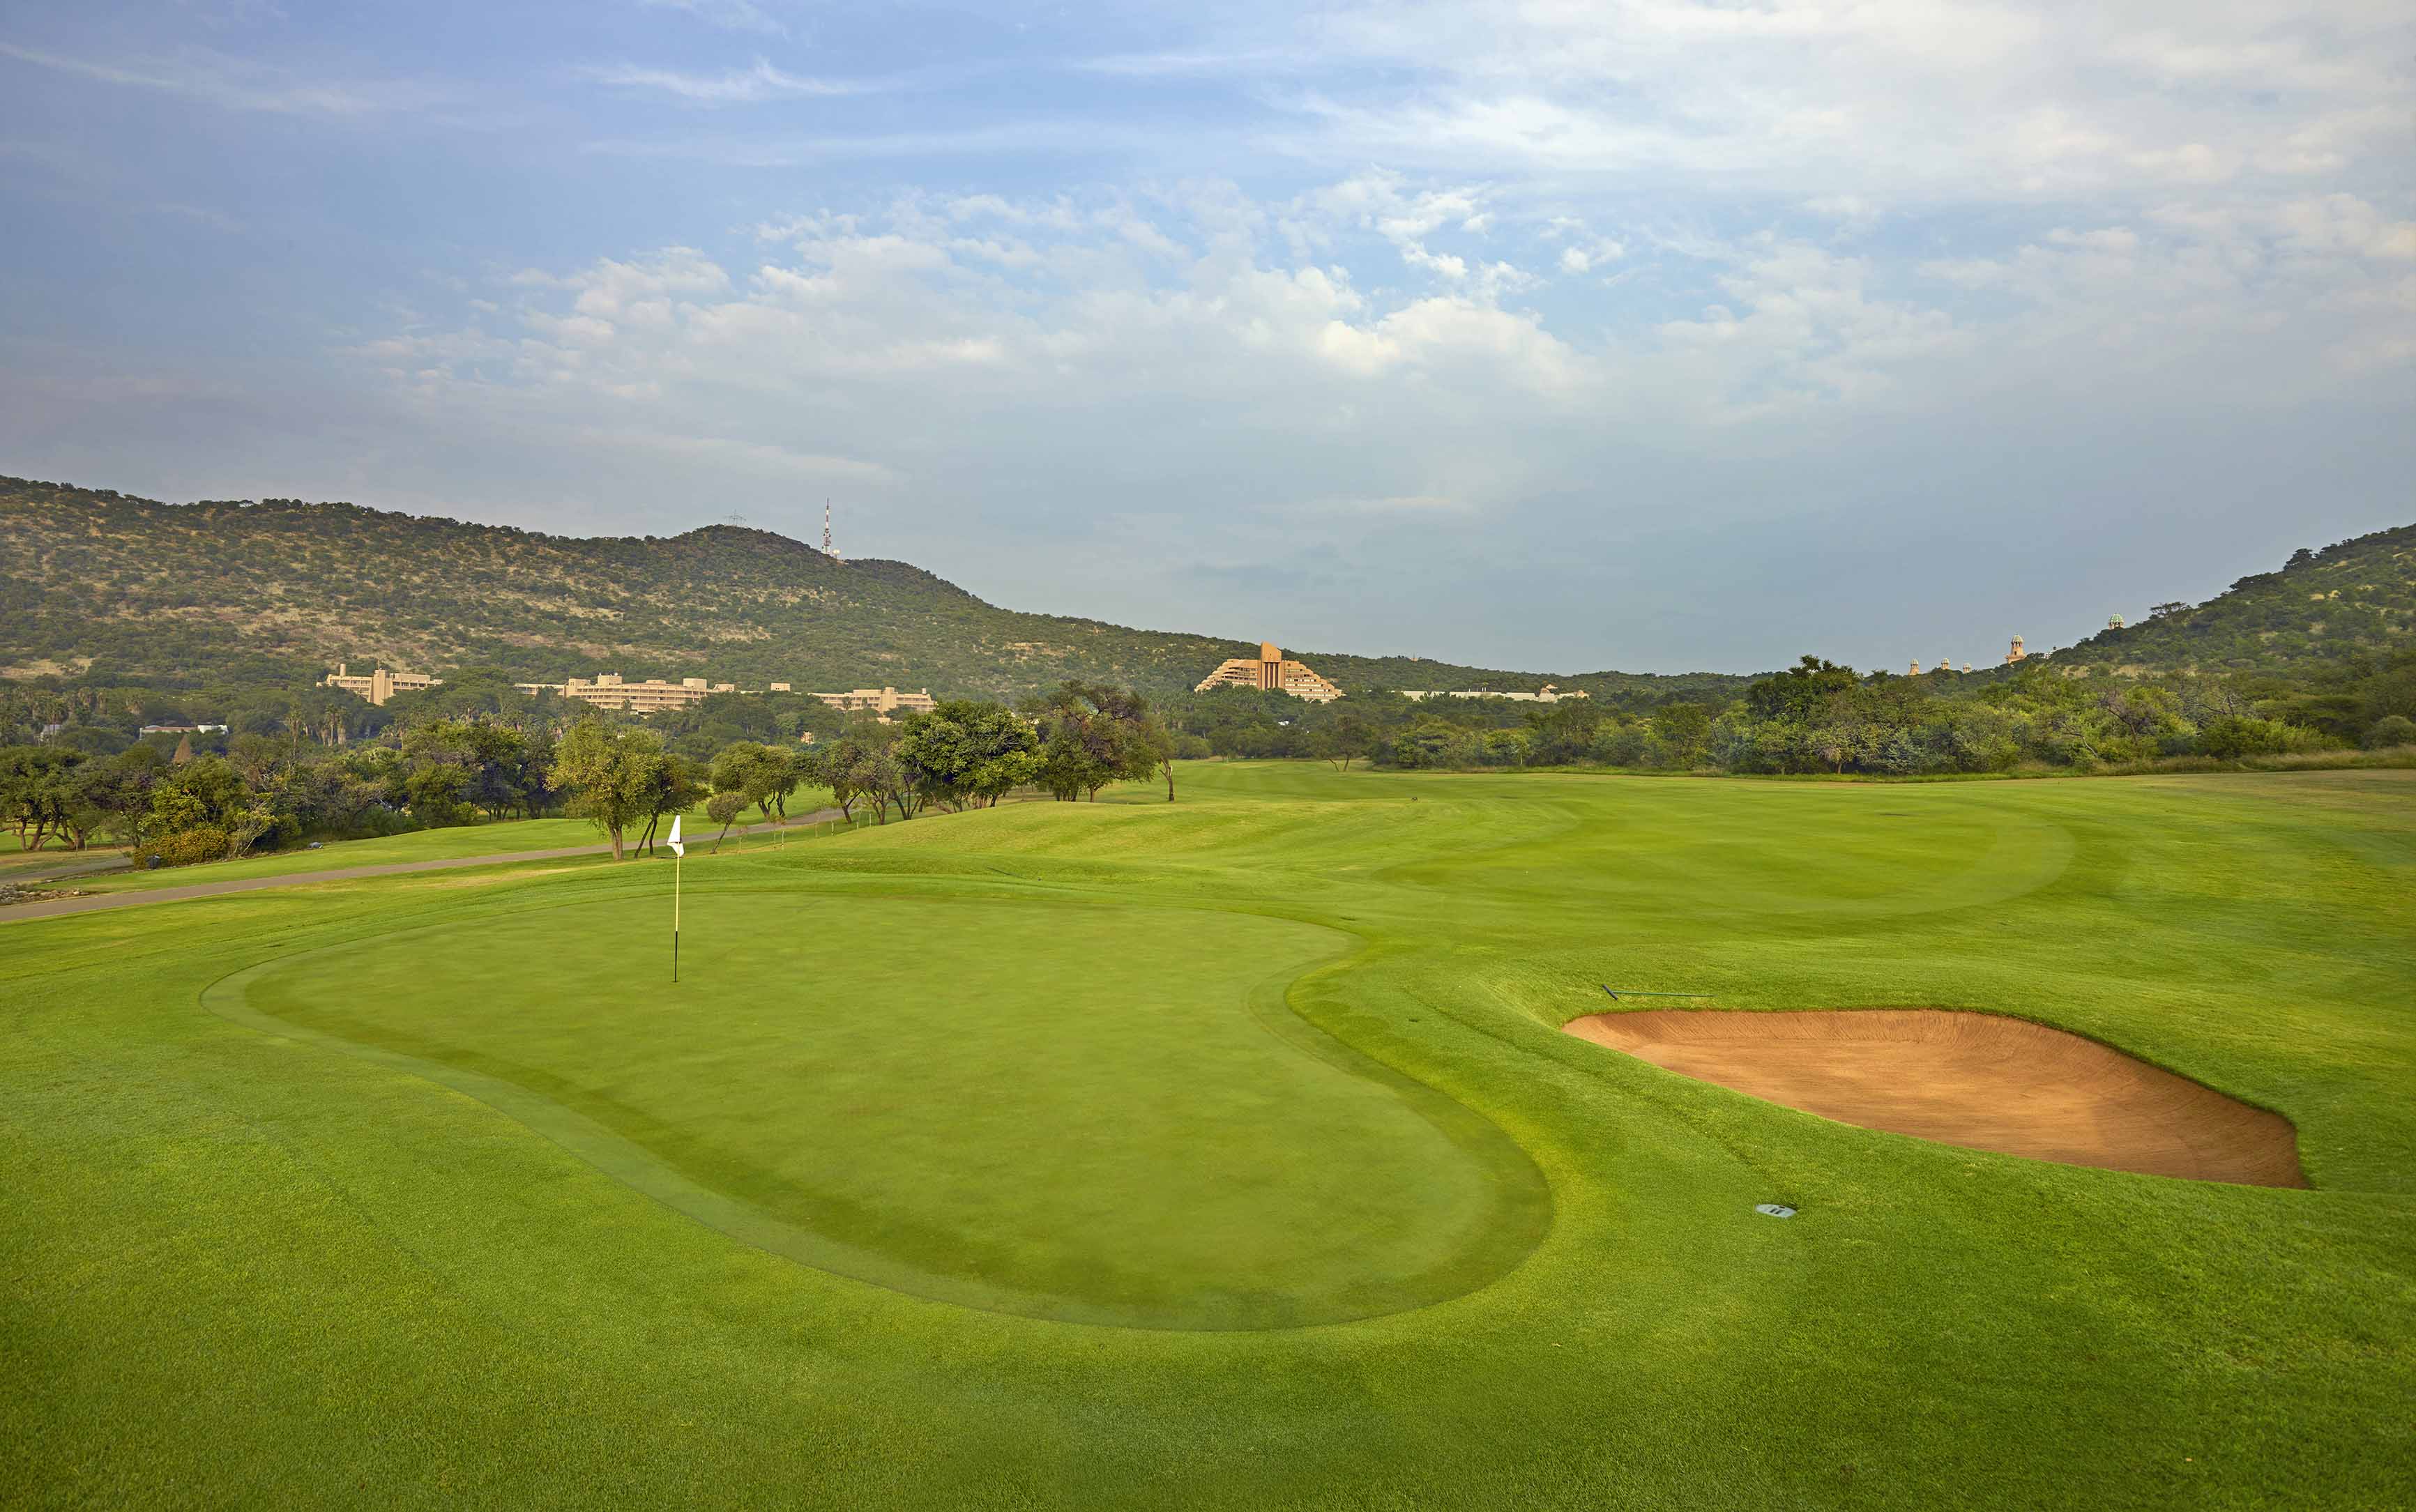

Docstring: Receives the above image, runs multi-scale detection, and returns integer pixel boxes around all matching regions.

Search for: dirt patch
[1563,1009,2305,1187]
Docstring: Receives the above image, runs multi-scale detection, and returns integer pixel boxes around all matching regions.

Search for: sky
[1,1,2410,675]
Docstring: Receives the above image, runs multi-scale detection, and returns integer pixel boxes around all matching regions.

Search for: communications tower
[823,500,844,563]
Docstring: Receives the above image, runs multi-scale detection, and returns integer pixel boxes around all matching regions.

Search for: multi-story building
[1400,683,1588,703]
[814,686,939,719]
[324,663,443,706]
[549,673,740,714]
[1194,642,1345,703]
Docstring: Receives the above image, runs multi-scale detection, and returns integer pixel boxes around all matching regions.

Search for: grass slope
[3,764,2411,1509]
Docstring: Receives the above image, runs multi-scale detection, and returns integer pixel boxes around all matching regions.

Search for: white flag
[667,815,685,857]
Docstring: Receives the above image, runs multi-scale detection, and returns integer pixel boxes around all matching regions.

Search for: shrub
[2197,715,2296,760]
[147,826,230,868]
[2364,715,2416,750]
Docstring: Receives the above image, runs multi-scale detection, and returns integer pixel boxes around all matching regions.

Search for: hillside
[2058,524,2416,674]
[0,475,1741,701]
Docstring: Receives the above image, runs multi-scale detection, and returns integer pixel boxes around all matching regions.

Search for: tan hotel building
[815,687,938,719]
[324,663,443,706]
[506,675,938,718]
[1194,643,1344,703]
[510,673,740,714]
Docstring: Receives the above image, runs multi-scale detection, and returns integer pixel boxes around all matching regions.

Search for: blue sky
[3,0,2410,675]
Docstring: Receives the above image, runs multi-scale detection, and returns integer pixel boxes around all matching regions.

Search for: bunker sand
[1564,1009,2306,1188]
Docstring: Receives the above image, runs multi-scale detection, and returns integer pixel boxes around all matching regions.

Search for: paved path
[0,809,847,924]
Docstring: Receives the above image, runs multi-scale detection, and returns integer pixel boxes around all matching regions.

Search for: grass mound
[211,892,1546,1328]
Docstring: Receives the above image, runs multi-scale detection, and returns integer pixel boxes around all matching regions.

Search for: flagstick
[672,848,682,984]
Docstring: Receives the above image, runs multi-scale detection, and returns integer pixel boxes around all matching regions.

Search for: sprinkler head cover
[1754,1204,1798,1219]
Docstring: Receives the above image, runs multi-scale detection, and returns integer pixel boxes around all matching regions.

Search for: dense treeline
[1163,649,2416,775]
[8,652,2406,870]
[0,675,1174,867]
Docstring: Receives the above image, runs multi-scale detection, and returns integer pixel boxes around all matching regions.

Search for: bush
[146,826,231,868]
[2364,715,2416,750]
[2196,715,2296,760]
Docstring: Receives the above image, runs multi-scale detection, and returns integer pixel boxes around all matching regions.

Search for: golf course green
[5,763,2412,1509]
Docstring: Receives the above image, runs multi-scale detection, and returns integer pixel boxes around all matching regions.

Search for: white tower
[822,500,844,563]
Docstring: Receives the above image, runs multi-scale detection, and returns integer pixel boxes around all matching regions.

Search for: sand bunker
[1564,1009,2305,1187]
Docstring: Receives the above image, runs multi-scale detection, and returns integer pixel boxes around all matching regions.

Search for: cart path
[0,809,847,924]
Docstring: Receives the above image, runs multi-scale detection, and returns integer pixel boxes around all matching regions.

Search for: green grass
[51,788,836,896]
[3,763,2411,1509]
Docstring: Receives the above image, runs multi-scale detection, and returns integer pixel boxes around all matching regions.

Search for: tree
[2364,715,2416,750]
[895,700,1040,812]
[554,720,663,861]
[863,740,918,821]
[0,747,84,851]
[66,746,162,848]
[710,741,789,825]
[1143,711,1176,800]
[400,719,549,823]
[633,752,706,856]
[1024,682,1159,801]
[1650,703,1714,766]
[800,734,880,820]
[706,790,749,851]
[1389,721,1459,770]
[146,756,267,860]
[1746,656,1859,724]
[1521,702,1600,767]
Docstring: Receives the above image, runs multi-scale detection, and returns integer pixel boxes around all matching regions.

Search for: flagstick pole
[673,850,681,984]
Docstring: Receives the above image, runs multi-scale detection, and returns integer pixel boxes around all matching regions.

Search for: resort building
[2004,636,2028,665]
[814,687,939,719]
[1401,683,1590,703]
[1194,643,1345,703]
[324,663,443,706]
[546,673,740,714]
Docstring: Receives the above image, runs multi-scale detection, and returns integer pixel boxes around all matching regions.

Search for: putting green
[207,891,1549,1329]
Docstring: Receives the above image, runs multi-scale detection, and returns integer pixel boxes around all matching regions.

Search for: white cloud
[578,58,861,104]
[0,41,439,116]
[1161,1,2412,209]
[637,0,789,37]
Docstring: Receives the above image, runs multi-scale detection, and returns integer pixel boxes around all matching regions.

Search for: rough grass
[2,763,2410,1509]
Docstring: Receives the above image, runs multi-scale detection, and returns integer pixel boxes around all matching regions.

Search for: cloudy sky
[2,1,2410,674]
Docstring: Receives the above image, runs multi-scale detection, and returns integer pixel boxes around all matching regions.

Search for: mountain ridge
[0,475,1745,701]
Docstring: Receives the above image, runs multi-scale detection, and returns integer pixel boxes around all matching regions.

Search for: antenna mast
[823,499,843,563]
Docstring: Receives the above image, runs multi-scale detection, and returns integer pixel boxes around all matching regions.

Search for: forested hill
[2057,524,2416,675]
[0,475,1743,701]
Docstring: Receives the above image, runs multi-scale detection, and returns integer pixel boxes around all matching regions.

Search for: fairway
[5,764,2413,1509]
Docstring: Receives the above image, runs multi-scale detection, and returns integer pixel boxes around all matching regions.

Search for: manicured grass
[215,893,1544,1329]
[3,764,2411,1509]
[58,788,835,896]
